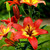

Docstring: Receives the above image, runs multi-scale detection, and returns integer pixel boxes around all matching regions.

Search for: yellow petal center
[22,0,38,4]
[3,27,10,34]
[22,25,38,38]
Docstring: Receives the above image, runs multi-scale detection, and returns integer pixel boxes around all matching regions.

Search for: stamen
[22,25,37,37]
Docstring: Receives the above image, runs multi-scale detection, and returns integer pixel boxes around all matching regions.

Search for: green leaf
[36,35,41,39]
[41,25,47,29]
[25,44,34,50]
[24,42,30,50]
[14,41,18,45]
[7,32,11,38]
[28,6,32,18]
[6,2,10,12]
[38,40,50,46]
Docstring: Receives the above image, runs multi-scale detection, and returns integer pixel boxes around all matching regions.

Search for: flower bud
[6,2,10,12]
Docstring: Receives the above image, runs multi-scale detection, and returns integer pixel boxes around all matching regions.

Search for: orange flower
[0,23,13,40]
[12,17,48,50]
[20,0,46,7]
[1,32,17,48]
[5,0,20,6]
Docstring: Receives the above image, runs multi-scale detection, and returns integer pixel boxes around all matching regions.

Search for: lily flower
[0,23,13,40]
[20,0,46,7]
[5,0,20,6]
[12,17,48,50]
[1,32,17,48]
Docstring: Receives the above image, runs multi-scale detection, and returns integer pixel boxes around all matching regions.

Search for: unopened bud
[6,2,10,12]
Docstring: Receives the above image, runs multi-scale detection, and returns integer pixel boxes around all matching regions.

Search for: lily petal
[10,29,16,33]
[11,16,18,23]
[14,31,28,40]
[1,44,10,48]
[20,14,22,17]
[7,22,13,28]
[1,20,10,24]
[28,37,38,50]
[9,2,14,6]
[34,19,43,29]
[12,23,23,31]
[5,1,20,6]
[0,36,3,40]
[36,29,48,35]
[23,17,33,28]
[38,1,46,5]
[10,32,16,41]
[6,1,12,3]
[5,38,14,44]
[20,0,46,7]
[1,16,18,24]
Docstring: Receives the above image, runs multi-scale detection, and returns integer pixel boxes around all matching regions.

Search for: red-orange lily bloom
[0,23,13,40]
[1,32,17,48]
[12,17,48,50]
[6,0,20,6]
[20,0,46,7]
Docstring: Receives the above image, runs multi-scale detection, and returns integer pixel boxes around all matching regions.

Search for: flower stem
[17,19,19,24]
[9,11,11,22]
[28,6,32,18]
[20,6,28,17]
[19,39,22,50]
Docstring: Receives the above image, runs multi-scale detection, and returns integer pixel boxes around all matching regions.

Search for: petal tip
[39,19,43,22]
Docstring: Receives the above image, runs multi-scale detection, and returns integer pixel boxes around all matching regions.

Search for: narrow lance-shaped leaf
[38,40,50,46]
[28,6,32,18]
[25,44,34,50]
[41,25,47,29]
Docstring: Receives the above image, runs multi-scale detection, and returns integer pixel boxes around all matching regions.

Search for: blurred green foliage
[37,0,50,18]
[0,0,8,20]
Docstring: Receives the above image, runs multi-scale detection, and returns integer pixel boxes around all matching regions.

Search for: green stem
[9,11,11,22]
[17,19,19,24]
[28,6,32,18]
[20,6,28,17]
[19,39,22,50]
